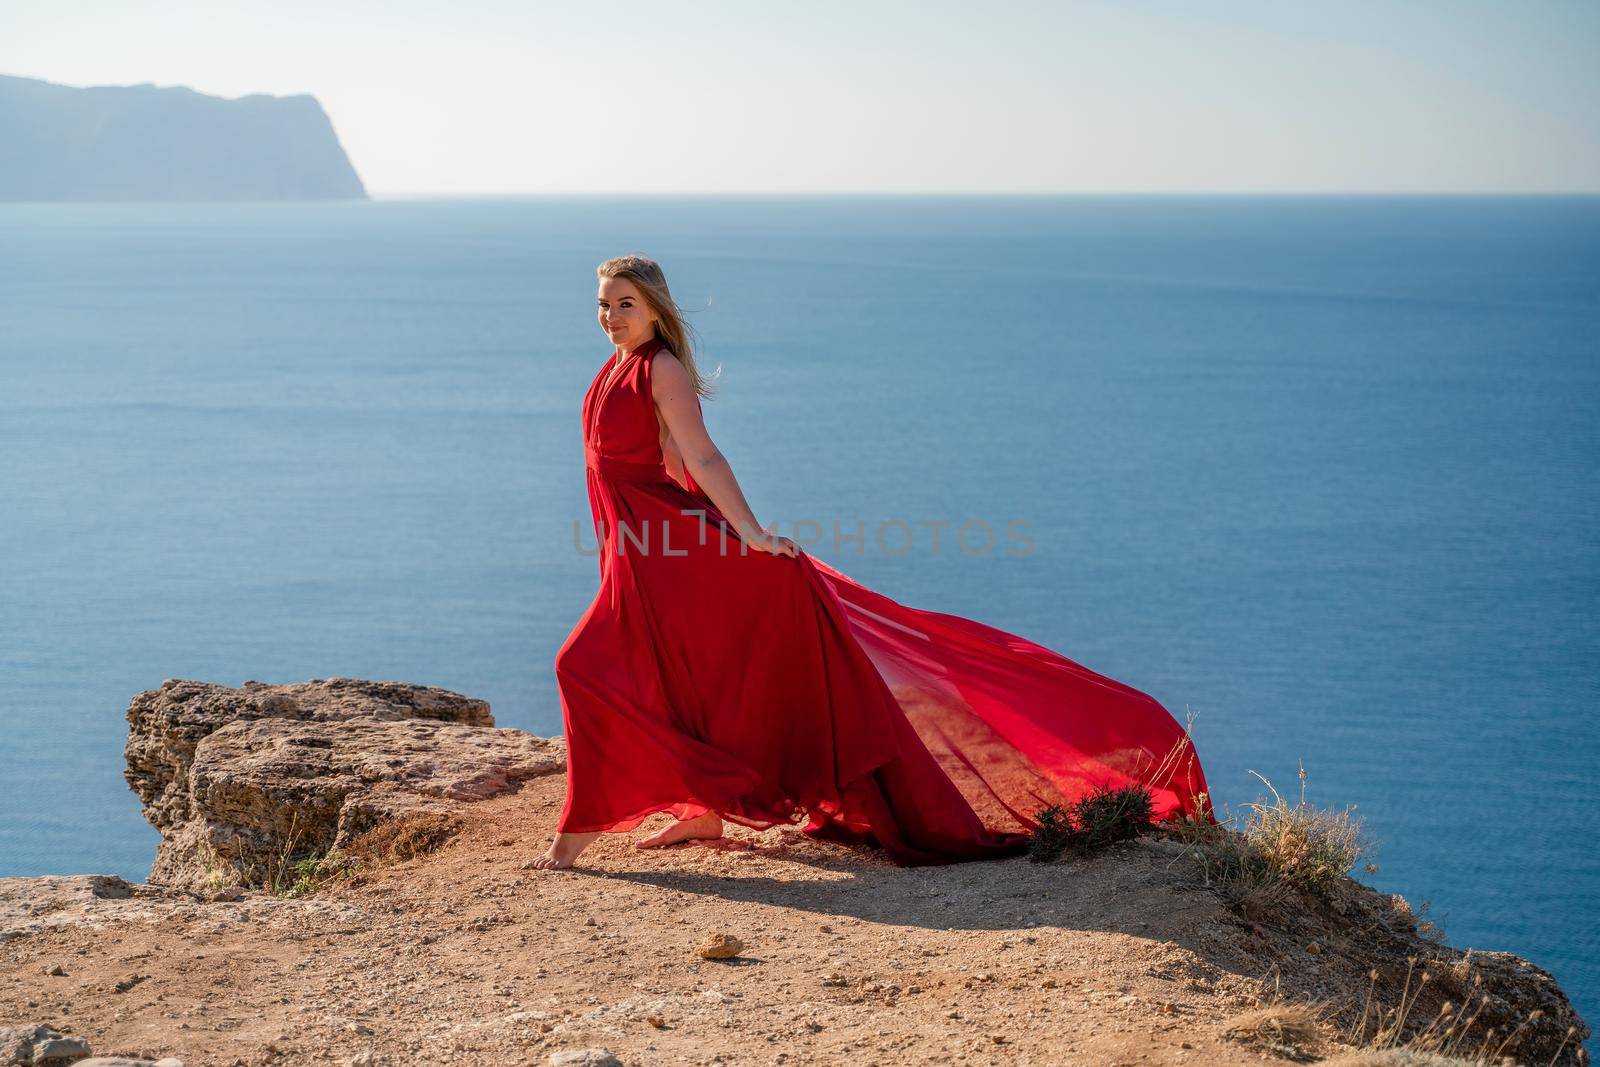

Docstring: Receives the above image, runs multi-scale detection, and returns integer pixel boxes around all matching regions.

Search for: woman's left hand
[749,531,801,558]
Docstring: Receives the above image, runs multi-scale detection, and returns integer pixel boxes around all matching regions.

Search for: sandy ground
[1,772,1359,1066]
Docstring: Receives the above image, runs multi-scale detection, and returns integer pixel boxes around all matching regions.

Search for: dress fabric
[554,336,1214,866]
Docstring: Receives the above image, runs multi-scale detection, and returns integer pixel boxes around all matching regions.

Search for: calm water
[1,196,1596,1033]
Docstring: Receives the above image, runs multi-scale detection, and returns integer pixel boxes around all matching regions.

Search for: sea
[1,194,1596,1038]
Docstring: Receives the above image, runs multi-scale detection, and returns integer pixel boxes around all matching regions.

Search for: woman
[526,254,1212,871]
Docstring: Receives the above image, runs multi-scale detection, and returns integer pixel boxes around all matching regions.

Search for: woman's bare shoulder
[650,348,690,387]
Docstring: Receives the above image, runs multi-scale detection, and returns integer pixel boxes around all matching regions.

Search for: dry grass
[1339,956,1584,1067]
[254,811,466,896]
[1162,760,1371,919]
[1221,999,1328,1061]
[1180,768,1582,1062]
[339,811,463,867]
[1244,764,1369,895]
[1216,953,1586,1067]
[1318,1052,1482,1066]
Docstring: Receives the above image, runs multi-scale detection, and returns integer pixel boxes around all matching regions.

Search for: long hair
[596,254,717,400]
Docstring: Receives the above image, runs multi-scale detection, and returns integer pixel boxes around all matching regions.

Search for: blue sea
[1,195,1596,1035]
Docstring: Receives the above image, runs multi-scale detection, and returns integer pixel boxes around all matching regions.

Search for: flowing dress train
[553,337,1212,866]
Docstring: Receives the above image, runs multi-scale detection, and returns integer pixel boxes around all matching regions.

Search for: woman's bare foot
[523,830,601,870]
[636,810,724,849]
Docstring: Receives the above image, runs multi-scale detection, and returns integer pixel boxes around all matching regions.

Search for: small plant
[1410,898,1447,944]
[1073,780,1156,849]
[1222,1000,1327,1061]
[1243,763,1369,897]
[282,854,322,898]
[196,841,237,893]
[1028,782,1157,863]
[1026,803,1076,863]
[1162,761,1371,917]
[274,851,357,898]
[260,808,352,898]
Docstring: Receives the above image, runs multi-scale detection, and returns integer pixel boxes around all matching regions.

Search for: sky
[5,0,1599,196]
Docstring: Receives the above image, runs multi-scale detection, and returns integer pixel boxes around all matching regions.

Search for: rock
[1433,947,1584,1063]
[695,933,743,959]
[0,873,364,946]
[0,1023,92,1063]
[0,876,167,943]
[1316,882,1587,1063]
[123,678,565,889]
[548,1050,622,1067]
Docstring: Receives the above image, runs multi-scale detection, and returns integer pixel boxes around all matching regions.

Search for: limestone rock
[0,873,365,943]
[122,678,564,890]
[548,1050,622,1067]
[0,1022,92,1063]
[0,876,152,943]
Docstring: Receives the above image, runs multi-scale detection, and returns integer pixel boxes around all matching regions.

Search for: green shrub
[1029,782,1156,863]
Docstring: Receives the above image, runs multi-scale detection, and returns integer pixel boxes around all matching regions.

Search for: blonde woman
[526,253,1211,870]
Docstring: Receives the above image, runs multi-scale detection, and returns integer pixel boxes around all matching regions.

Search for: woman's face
[597,277,657,352]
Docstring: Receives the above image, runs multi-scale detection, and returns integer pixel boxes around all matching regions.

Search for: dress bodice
[582,336,667,469]
[581,336,705,493]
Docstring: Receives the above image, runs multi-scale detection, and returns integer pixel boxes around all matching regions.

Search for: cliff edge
[0,679,1587,1066]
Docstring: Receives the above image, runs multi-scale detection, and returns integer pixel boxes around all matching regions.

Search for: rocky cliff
[0,679,1588,1066]
[0,74,367,201]
[122,678,561,890]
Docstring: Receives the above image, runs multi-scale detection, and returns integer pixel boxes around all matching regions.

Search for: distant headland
[0,73,367,202]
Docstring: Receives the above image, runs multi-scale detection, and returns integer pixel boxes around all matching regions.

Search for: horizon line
[365,189,1600,199]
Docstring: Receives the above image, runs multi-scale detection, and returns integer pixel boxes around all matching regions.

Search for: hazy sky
[6,1,1599,195]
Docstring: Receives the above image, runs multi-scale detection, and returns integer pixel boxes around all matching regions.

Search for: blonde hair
[597,253,717,400]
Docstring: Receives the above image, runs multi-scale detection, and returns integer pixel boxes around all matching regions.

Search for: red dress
[554,336,1213,865]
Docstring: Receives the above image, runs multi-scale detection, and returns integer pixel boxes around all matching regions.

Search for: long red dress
[554,336,1213,866]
